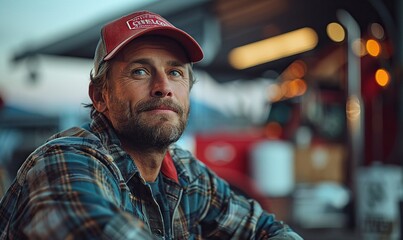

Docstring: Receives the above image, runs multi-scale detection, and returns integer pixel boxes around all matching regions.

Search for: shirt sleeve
[12,144,153,240]
[200,166,303,240]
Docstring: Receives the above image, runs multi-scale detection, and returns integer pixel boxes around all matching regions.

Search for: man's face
[102,36,191,150]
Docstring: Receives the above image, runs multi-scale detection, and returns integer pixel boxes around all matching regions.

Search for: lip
[145,105,178,113]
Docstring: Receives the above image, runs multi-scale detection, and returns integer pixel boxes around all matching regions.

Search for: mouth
[146,105,178,113]
[136,99,183,115]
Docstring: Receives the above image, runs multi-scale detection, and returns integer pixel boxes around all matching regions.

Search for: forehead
[114,35,191,63]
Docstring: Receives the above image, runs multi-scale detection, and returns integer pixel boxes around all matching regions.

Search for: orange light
[281,80,292,98]
[286,81,297,98]
[366,39,381,57]
[293,79,307,96]
[375,68,390,87]
[291,61,306,78]
[265,122,283,139]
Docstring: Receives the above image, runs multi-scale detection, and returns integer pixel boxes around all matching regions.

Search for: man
[0,11,303,239]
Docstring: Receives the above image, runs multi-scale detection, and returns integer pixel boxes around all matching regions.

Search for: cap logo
[126,13,171,30]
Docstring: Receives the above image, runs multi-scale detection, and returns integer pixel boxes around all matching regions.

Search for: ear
[89,83,107,113]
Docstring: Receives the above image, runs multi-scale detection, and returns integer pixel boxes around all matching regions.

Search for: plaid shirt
[0,112,303,240]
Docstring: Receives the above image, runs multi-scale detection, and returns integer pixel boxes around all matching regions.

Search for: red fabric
[161,152,179,183]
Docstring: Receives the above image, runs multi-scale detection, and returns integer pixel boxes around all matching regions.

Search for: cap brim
[104,27,204,63]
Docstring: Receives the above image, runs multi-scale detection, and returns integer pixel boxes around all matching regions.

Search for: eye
[169,69,183,78]
[130,68,148,77]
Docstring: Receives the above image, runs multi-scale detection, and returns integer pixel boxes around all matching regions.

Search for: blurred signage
[357,165,402,240]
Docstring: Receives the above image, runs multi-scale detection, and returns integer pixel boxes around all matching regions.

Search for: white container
[251,140,294,197]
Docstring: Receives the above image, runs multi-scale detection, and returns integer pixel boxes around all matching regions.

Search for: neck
[123,144,168,182]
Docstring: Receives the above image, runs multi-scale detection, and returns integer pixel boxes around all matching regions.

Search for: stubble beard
[113,98,188,151]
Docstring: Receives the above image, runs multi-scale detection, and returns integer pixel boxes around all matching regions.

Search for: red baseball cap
[93,10,204,74]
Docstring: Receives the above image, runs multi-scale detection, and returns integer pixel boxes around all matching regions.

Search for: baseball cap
[93,10,204,75]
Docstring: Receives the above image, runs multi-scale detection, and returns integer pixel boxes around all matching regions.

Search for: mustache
[135,98,184,115]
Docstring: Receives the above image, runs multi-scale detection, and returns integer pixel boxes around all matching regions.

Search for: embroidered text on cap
[126,13,172,30]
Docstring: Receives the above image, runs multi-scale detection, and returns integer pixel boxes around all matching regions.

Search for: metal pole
[337,9,364,234]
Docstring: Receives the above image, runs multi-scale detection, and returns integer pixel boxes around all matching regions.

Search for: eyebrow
[127,58,187,68]
[166,60,187,68]
[127,58,152,66]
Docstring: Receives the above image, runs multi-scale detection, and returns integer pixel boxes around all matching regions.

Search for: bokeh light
[375,68,390,87]
[327,22,345,42]
[264,121,283,139]
[346,96,361,121]
[366,39,381,57]
[370,23,385,40]
[352,39,367,57]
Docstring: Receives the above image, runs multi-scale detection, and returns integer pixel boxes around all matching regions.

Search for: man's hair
[84,60,196,118]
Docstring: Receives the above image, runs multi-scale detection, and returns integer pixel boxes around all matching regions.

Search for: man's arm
[10,145,152,240]
[200,167,303,240]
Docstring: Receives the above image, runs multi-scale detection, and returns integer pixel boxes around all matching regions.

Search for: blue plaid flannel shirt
[0,112,303,239]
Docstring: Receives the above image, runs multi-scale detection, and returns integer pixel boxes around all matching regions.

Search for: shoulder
[45,126,105,150]
[33,126,110,158]
[16,126,117,184]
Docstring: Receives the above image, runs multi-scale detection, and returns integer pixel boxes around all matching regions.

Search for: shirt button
[154,229,163,236]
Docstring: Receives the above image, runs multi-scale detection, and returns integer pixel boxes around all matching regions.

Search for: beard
[110,97,189,151]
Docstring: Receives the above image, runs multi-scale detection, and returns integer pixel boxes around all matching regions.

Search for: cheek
[175,80,190,97]
[105,87,131,114]
[175,86,190,108]
[110,83,145,105]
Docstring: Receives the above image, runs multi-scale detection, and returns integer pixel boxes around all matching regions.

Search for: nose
[151,72,173,98]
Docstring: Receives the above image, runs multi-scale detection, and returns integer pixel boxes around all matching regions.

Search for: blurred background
[0,0,402,239]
